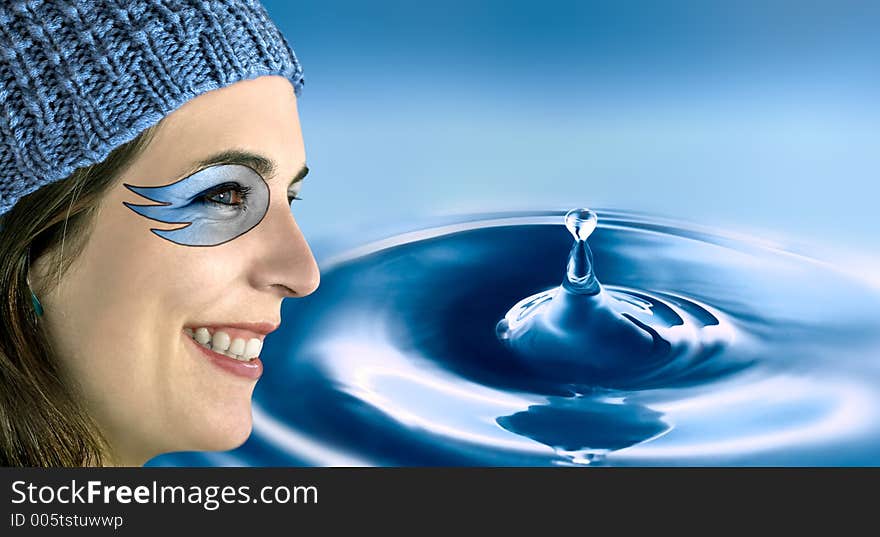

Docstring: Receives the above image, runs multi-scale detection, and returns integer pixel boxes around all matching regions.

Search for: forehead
[123,76,304,188]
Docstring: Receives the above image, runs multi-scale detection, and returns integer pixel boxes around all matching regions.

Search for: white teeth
[194,327,211,345]
[212,331,231,352]
[228,337,246,356]
[225,350,251,362]
[186,327,261,361]
[244,338,262,359]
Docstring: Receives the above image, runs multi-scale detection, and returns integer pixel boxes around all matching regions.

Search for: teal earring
[26,248,43,318]
[30,287,44,317]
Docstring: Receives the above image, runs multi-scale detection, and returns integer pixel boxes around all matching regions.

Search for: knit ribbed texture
[0,0,304,216]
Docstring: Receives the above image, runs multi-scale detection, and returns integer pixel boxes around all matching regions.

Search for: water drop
[564,208,598,242]
[563,208,600,295]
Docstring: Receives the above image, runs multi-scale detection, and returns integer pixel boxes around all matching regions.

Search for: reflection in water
[498,396,670,465]
[150,211,880,466]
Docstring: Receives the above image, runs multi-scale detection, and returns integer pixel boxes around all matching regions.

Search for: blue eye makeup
[123,164,270,247]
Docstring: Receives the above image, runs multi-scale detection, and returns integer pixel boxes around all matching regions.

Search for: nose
[248,202,320,298]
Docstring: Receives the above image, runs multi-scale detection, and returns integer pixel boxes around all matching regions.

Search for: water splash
[495,209,732,387]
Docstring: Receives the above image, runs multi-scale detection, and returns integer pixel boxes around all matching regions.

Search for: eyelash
[199,183,304,208]
[201,183,251,209]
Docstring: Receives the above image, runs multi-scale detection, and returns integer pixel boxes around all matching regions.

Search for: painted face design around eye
[123,164,270,247]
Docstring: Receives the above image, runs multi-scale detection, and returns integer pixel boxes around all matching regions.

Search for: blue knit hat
[0,0,304,217]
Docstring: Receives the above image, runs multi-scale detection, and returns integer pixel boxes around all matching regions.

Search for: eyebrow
[190,149,309,188]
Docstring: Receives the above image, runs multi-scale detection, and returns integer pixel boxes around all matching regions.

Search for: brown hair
[0,125,158,466]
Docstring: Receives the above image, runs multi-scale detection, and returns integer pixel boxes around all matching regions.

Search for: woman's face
[36,75,320,465]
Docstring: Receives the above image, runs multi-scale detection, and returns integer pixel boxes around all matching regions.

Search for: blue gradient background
[264,0,879,273]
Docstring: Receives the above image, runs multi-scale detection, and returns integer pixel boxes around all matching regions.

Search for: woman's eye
[204,188,245,206]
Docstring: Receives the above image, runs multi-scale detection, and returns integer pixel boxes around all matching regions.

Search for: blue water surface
[151,211,880,466]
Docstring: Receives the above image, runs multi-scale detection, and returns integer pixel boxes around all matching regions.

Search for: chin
[211,426,253,452]
[177,399,256,453]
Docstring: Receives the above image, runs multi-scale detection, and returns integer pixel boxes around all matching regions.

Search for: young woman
[0,0,319,466]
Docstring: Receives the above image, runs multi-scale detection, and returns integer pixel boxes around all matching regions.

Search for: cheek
[79,204,247,315]
[48,215,231,382]
[46,223,256,451]
[44,230,187,412]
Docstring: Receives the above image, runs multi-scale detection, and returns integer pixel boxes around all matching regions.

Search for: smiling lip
[184,333,264,380]
[182,319,277,380]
